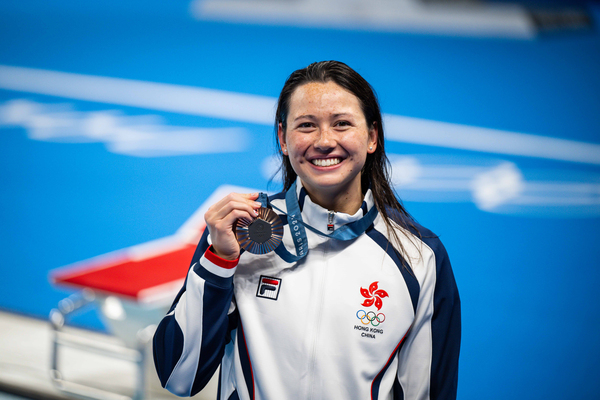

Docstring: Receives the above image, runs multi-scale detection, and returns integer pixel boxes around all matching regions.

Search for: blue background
[1,1,599,399]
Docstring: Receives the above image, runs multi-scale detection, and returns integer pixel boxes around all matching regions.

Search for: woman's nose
[314,127,336,150]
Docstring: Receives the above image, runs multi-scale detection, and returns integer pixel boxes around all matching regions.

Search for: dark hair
[274,60,419,260]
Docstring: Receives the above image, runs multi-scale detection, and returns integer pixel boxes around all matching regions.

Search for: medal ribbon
[258,180,378,263]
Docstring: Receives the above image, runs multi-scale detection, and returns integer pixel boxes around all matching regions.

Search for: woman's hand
[204,192,261,261]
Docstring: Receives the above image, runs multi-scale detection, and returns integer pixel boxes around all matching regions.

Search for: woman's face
[278,80,378,206]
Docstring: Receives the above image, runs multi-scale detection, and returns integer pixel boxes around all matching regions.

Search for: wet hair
[274,60,419,262]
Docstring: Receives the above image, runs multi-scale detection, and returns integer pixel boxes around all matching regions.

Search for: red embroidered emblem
[360,281,389,311]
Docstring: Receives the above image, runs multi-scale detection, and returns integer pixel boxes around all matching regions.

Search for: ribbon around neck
[256,180,378,263]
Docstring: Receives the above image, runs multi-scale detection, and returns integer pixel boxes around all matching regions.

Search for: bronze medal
[236,207,284,254]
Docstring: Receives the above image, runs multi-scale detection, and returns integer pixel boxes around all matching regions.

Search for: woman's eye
[298,122,313,129]
[336,121,351,127]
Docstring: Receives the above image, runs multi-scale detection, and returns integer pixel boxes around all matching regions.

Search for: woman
[153,61,461,400]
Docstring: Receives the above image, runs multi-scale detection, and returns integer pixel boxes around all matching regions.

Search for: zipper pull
[327,211,335,232]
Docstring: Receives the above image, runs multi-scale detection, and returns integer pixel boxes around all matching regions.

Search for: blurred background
[1,0,599,399]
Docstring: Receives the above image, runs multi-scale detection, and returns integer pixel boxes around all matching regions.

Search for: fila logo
[256,276,281,300]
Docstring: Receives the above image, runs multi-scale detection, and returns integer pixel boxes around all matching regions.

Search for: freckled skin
[278,81,378,214]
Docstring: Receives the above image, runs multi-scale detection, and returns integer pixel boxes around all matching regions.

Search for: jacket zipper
[327,210,335,232]
[307,211,333,399]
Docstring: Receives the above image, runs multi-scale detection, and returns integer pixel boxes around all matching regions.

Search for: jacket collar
[294,178,375,233]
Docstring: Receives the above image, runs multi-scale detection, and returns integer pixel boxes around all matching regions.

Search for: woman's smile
[310,157,343,167]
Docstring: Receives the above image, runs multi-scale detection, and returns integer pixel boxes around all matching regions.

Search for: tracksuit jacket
[153,183,461,400]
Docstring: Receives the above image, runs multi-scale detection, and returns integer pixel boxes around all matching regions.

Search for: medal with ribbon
[235,180,378,262]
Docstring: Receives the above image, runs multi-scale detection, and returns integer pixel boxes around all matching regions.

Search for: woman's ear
[367,121,378,154]
[277,123,287,155]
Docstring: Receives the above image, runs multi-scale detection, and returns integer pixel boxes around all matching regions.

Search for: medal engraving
[236,207,284,254]
[247,219,272,244]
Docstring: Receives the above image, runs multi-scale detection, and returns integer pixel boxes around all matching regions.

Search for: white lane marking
[0,64,275,125]
[383,114,600,166]
[191,0,537,39]
[0,99,249,157]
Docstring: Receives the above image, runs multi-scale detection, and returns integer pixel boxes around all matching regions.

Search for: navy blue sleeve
[152,229,238,396]
[395,218,461,400]
[427,237,461,400]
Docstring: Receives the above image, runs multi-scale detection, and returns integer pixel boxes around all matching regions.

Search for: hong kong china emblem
[355,282,388,339]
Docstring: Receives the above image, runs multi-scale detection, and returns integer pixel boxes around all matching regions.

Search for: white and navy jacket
[153,183,461,400]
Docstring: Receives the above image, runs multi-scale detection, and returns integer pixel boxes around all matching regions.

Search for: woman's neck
[300,181,364,215]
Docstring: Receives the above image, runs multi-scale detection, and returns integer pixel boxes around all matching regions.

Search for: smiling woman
[277,80,378,214]
[153,61,461,400]
[274,61,421,257]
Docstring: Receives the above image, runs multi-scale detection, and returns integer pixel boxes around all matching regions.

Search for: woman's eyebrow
[332,113,353,118]
[293,114,316,122]
[294,113,354,122]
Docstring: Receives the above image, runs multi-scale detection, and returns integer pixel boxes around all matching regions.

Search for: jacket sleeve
[396,237,461,400]
[152,230,239,397]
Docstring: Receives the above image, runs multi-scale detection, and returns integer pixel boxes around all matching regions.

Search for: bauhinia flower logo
[360,281,389,311]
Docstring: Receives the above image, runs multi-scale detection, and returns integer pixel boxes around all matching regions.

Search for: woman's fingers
[204,192,262,260]
[210,199,259,222]
[212,208,255,234]
[206,193,259,220]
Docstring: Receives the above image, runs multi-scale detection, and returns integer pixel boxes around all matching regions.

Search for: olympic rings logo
[356,310,385,326]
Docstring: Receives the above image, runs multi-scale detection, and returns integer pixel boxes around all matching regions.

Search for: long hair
[274,61,420,262]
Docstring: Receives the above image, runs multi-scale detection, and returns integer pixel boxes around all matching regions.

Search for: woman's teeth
[311,158,341,167]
